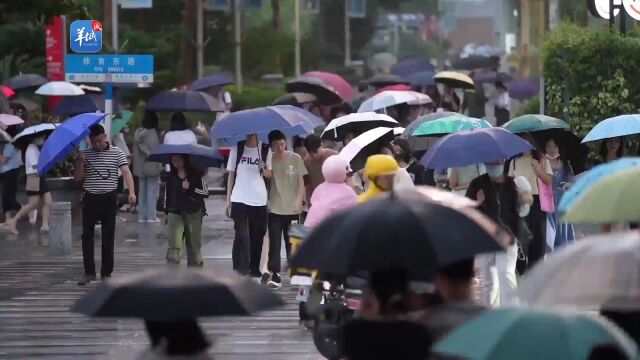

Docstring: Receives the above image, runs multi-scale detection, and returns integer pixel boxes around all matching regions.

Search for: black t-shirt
[465,174,519,237]
[406,161,428,185]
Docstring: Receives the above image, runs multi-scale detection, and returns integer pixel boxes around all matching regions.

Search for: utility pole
[105,0,119,141]
[234,0,243,92]
[196,0,204,79]
[294,0,301,77]
[344,0,351,67]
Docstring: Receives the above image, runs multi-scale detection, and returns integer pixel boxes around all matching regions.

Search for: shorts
[26,176,49,196]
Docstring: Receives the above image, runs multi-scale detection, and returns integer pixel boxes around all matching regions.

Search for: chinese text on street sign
[65,54,154,83]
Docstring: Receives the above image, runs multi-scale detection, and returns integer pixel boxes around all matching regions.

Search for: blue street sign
[65,54,154,83]
[70,20,103,53]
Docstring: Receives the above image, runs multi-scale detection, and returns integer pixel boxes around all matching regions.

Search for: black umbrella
[367,74,410,88]
[12,123,57,150]
[452,55,499,70]
[10,97,41,113]
[530,128,589,175]
[285,77,342,105]
[189,72,235,91]
[71,269,284,321]
[6,74,48,90]
[146,90,223,113]
[51,95,103,116]
[402,112,458,152]
[290,190,507,279]
[148,143,223,169]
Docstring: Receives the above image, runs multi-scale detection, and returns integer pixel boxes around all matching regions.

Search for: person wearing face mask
[544,138,575,250]
[2,135,52,235]
[466,161,533,306]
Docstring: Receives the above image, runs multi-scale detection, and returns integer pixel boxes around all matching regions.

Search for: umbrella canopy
[146,90,223,113]
[303,71,354,101]
[38,113,106,175]
[35,81,85,96]
[322,112,398,142]
[0,128,11,142]
[562,167,640,224]
[433,307,637,360]
[452,55,500,70]
[111,110,133,135]
[518,231,640,311]
[421,127,533,169]
[289,190,505,279]
[402,112,459,152]
[393,127,404,136]
[0,114,25,127]
[508,77,540,100]
[71,269,284,321]
[434,71,475,90]
[582,114,640,143]
[1,85,15,98]
[12,123,57,150]
[391,58,435,78]
[406,71,435,87]
[357,90,421,113]
[285,77,342,105]
[9,97,40,113]
[6,73,47,90]
[473,71,513,85]
[557,157,640,214]
[338,127,396,172]
[502,114,569,134]
[366,73,409,88]
[409,93,432,106]
[368,52,398,74]
[51,94,102,116]
[374,84,413,94]
[411,114,492,137]
[189,72,235,91]
[210,105,311,143]
[148,143,223,169]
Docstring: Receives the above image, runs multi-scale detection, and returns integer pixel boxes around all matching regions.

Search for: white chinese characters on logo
[74,27,98,47]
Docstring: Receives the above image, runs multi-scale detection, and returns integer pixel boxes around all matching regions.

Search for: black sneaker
[101,275,111,282]
[260,273,271,285]
[268,273,282,288]
[78,274,97,286]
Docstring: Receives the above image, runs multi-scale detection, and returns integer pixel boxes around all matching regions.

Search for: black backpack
[231,140,270,192]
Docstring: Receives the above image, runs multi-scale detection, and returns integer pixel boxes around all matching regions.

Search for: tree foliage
[543,23,640,135]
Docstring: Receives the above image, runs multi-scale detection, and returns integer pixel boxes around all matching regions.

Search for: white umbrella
[35,81,85,96]
[357,91,421,113]
[393,127,405,136]
[12,123,57,149]
[408,93,432,106]
[518,231,640,311]
[322,112,398,141]
[338,127,395,171]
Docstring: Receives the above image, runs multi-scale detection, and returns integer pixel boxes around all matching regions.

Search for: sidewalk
[0,195,319,360]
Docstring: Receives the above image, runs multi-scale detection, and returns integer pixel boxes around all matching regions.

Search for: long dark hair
[544,137,572,175]
[169,112,188,131]
[170,155,204,178]
[599,137,625,162]
[142,111,159,130]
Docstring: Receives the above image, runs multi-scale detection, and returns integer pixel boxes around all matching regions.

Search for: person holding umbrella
[440,85,460,112]
[75,124,136,286]
[544,137,575,249]
[134,112,162,223]
[358,154,402,202]
[1,125,24,223]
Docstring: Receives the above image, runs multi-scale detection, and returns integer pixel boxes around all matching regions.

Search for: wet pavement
[0,195,320,360]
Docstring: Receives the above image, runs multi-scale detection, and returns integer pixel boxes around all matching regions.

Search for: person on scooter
[358,155,401,203]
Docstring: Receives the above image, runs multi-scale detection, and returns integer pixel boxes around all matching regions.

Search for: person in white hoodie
[164,113,197,145]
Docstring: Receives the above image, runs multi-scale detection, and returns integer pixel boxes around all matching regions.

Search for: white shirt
[394,168,415,192]
[163,130,197,145]
[227,145,268,206]
[25,143,40,175]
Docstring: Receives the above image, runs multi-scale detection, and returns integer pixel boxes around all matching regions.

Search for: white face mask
[485,164,504,178]
[546,153,560,159]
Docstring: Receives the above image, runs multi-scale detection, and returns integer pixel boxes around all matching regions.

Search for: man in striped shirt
[74,124,136,286]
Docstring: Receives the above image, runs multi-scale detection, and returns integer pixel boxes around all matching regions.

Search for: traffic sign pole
[105,83,113,141]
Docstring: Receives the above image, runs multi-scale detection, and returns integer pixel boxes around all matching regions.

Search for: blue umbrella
[211,106,313,145]
[146,90,223,113]
[51,95,103,116]
[582,114,640,143]
[148,144,223,169]
[558,157,640,214]
[6,73,47,90]
[406,71,435,87]
[420,127,533,169]
[189,72,235,91]
[38,113,106,175]
[508,77,539,100]
[391,58,435,78]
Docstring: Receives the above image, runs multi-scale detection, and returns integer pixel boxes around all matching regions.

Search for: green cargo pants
[166,210,204,267]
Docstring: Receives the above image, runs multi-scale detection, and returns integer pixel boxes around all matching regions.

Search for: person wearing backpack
[226,134,269,277]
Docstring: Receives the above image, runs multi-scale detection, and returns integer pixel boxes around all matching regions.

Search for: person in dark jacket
[392,138,428,185]
[164,155,209,267]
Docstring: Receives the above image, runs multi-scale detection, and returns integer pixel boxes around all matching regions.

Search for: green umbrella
[111,110,133,135]
[434,307,637,360]
[411,114,492,137]
[502,114,569,133]
[562,167,640,224]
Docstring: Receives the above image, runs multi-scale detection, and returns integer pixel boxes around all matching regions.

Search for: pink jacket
[304,155,358,228]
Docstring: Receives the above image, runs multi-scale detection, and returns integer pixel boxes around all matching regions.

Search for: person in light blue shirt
[1,127,24,221]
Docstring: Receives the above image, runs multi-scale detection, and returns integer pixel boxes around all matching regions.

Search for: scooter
[288,224,316,328]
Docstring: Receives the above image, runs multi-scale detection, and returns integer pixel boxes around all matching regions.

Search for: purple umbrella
[146,90,223,113]
[189,72,235,91]
[406,71,435,87]
[509,77,540,100]
[420,127,533,169]
[391,58,435,78]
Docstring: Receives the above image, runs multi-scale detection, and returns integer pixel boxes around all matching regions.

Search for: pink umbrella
[1,85,15,98]
[303,71,354,101]
[375,84,412,94]
[0,114,25,127]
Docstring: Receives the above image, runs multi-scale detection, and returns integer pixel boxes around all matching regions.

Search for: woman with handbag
[508,133,553,269]
[544,137,575,250]
[3,136,51,235]
[134,112,162,223]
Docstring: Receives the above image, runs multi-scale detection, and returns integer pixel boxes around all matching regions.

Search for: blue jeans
[138,176,159,221]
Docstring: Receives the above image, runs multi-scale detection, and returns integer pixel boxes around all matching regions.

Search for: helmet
[322,155,350,183]
[364,155,399,180]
